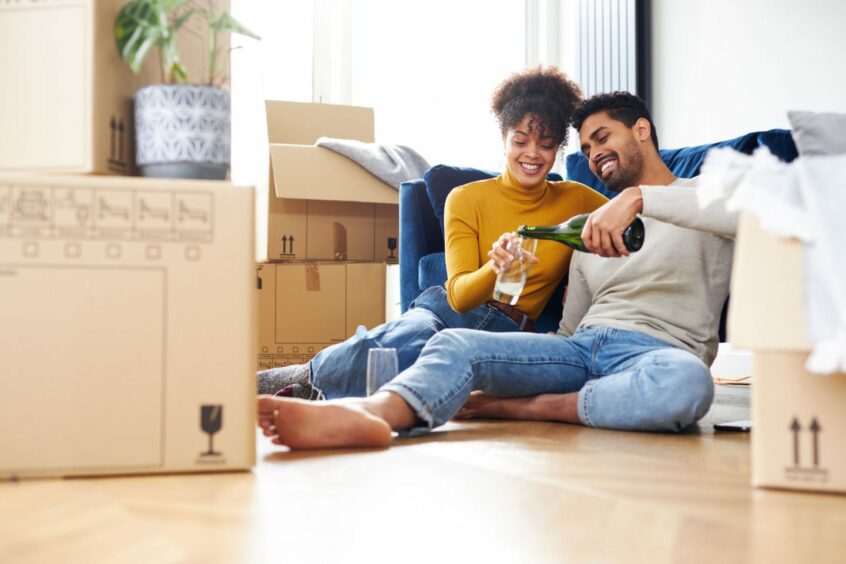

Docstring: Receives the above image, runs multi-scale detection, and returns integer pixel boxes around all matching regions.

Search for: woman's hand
[487,232,539,274]
[581,186,644,257]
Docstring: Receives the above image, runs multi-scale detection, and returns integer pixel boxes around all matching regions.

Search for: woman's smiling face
[503,113,558,188]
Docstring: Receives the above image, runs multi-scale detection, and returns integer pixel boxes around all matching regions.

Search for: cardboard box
[256,261,386,370]
[0,174,256,479]
[729,213,811,351]
[730,213,846,493]
[0,0,225,175]
[752,353,846,493]
[259,101,399,262]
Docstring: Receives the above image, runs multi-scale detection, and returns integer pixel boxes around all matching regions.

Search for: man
[257,92,735,449]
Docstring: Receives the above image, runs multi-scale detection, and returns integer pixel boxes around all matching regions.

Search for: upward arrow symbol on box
[810,418,822,468]
[790,417,801,467]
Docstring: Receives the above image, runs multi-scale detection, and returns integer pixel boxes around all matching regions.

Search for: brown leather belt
[487,301,537,332]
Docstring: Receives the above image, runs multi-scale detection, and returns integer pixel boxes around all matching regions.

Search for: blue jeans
[310,286,528,399]
[381,326,714,433]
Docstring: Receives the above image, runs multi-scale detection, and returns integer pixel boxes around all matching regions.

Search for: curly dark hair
[573,91,659,150]
[490,66,582,149]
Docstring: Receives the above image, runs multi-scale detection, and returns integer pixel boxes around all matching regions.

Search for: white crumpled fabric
[698,147,846,374]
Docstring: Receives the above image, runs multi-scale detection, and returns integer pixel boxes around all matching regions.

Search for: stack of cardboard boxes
[255,101,399,370]
[730,213,846,494]
[0,0,255,478]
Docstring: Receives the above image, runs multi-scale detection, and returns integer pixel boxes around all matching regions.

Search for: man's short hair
[573,92,659,150]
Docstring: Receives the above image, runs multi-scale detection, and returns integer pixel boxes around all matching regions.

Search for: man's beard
[601,139,644,192]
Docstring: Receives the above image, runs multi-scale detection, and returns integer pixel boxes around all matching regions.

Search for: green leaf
[171,61,189,82]
[173,7,198,31]
[211,12,261,40]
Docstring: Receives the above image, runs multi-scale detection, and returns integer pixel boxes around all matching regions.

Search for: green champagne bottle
[517,213,645,253]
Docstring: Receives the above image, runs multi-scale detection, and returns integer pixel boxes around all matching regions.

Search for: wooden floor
[1,419,845,564]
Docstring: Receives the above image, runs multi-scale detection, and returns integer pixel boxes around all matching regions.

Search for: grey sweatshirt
[557,178,737,366]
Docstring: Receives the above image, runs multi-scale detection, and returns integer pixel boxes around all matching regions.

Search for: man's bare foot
[455,391,581,424]
[257,395,392,450]
[454,391,513,419]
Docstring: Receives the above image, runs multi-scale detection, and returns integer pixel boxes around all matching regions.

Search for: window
[232,1,536,182]
[344,0,527,169]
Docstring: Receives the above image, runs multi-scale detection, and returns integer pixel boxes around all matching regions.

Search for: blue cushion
[418,252,448,292]
[424,164,563,235]
[565,129,798,195]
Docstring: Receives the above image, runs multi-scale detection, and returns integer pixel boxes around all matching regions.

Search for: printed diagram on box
[139,198,169,222]
[14,190,49,222]
[55,190,91,226]
[98,194,131,221]
[0,184,213,243]
[179,200,208,223]
[786,416,827,483]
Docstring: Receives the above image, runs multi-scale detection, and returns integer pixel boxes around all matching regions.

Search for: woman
[258,66,607,399]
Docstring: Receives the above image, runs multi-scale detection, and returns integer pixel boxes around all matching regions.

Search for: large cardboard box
[256,261,386,370]
[0,0,225,175]
[259,101,400,263]
[730,213,846,493]
[0,174,256,479]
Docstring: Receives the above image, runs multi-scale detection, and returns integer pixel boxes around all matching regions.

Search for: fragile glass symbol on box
[200,404,223,456]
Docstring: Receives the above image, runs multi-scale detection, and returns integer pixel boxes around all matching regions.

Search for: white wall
[651,0,846,148]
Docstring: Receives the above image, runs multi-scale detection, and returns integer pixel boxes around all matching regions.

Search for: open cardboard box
[730,213,845,493]
[258,101,399,263]
[0,0,226,175]
[0,174,255,479]
[256,261,386,370]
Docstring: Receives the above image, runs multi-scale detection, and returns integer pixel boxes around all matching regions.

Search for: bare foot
[257,395,392,450]
[454,391,512,420]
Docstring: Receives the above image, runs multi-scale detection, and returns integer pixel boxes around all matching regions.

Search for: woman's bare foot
[257,395,392,450]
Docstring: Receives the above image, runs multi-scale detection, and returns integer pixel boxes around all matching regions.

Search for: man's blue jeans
[310,286,528,399]
[380,326,714,433]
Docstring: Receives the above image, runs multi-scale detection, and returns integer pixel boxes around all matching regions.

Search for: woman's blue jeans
[381,326,714,433]
[310,286,527,399]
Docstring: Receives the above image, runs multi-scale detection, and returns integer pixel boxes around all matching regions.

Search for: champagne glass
[492,236,537,305]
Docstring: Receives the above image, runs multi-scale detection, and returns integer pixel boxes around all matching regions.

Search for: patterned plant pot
[134,84,230,180]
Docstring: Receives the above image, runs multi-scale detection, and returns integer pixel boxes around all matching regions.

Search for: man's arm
[641,183,738,238]
[582,181,738,257]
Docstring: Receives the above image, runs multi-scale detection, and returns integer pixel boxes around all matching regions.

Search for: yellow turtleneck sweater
[444,167,608,320]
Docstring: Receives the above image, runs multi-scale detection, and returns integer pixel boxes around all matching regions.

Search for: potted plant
[114,0,259,179]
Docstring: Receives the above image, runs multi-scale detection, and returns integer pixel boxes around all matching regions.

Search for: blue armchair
[399,129,798,337]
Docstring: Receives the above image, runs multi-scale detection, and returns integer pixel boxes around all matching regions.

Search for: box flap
[269,144,398,205]
[728,213,811,351]
[265,101,375,145]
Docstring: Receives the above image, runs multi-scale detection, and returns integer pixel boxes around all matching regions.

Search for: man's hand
[487,232,539,274]
[581,186,644,257]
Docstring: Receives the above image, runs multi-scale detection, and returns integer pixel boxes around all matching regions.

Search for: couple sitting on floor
[257,66,735,449]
